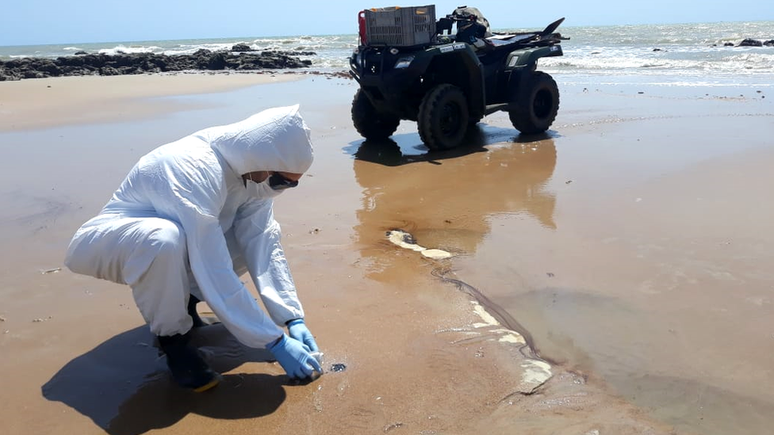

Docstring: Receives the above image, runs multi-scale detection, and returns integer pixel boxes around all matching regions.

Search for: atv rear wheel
[352,88,400,140]
[418,84,470,150]
[509,71,560,135]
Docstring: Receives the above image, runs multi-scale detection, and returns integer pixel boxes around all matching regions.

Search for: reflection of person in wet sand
[351,136,557,278]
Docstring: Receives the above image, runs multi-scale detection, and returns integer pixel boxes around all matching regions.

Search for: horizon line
[2,19,772,48]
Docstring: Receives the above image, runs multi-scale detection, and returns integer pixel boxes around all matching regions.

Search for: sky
[2,0,773,46]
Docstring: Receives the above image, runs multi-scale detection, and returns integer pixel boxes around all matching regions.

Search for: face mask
[245,178,283,200]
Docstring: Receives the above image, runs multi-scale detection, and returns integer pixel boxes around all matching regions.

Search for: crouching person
[65,105,322,392]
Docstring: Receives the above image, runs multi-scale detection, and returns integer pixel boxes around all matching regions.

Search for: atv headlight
[394,56,414,69]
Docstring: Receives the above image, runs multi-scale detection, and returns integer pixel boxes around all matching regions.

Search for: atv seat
[470,33,535,60]
[486,33,537,47]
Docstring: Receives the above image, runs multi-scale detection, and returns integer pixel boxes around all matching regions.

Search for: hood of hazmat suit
[199,105,313,176]
[65,105,314,348]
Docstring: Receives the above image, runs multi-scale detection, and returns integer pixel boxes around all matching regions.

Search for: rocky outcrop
[0,48,315,81]
[712,38,774,47]
[739,38,764,47]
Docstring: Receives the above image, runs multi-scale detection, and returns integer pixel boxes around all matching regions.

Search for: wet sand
[0,73,771,434]
[0,72,300,131]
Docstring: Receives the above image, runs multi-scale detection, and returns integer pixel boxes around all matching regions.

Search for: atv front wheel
[418,84,470,150]
[352,88,400,140]
[509,71,560,135]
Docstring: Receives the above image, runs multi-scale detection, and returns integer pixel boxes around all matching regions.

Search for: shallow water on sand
[346,82,774,434]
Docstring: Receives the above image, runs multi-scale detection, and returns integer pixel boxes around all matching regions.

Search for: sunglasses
[268,172,299,190]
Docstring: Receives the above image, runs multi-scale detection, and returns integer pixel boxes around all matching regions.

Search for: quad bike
[349,6,565,150]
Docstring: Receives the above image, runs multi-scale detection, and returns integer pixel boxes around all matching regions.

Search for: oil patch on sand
[386,229,552,394]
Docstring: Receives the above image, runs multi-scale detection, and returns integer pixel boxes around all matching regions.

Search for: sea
[1,20,773,88]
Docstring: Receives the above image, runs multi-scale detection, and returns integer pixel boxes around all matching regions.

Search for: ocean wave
[543,54,774,73]
[97,45,162,55]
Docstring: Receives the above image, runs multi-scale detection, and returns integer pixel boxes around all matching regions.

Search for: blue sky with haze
[3,0,772,46]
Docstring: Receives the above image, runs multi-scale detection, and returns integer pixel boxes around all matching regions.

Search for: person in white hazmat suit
[65,105,323,392]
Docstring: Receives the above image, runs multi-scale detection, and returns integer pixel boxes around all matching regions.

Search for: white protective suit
[65,105,314,348]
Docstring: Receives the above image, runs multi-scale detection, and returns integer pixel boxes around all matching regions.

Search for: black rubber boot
[158,333,222,392]
[187,295,206,328]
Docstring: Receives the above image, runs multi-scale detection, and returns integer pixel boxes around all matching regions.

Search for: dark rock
[0,48,315,81]
[24,70,46,79]
[764,40,774,47]
[74,51,88,55]
[207,52,227,70]
[724,42,734,47]
[37,61,63,76]
[738,38,763,47]
[231,43,253,52]
[100,66,121,76]
[57,55,86,67]
[652,48,663,52]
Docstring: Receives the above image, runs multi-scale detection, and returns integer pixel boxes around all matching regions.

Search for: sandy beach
[0,72,772,435]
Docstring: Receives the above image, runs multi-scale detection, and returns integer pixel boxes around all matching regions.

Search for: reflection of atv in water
[352,136,559,270]
[350,5,566,151]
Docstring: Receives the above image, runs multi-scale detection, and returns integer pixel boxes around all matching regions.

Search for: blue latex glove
[287,319,319,352]
[267,334,322,379]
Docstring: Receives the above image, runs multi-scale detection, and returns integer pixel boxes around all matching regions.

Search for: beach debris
[330,363,347,372]
[386,229,453,259]
[498,359,553,398]
[309,228,321,234]
[520,359,552,389]
[32,316,53,323]
[41,267,62,275]
[0,316,5,322]
[565,180,573,184]
[383,422,404,433]
[547,272,555,278]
